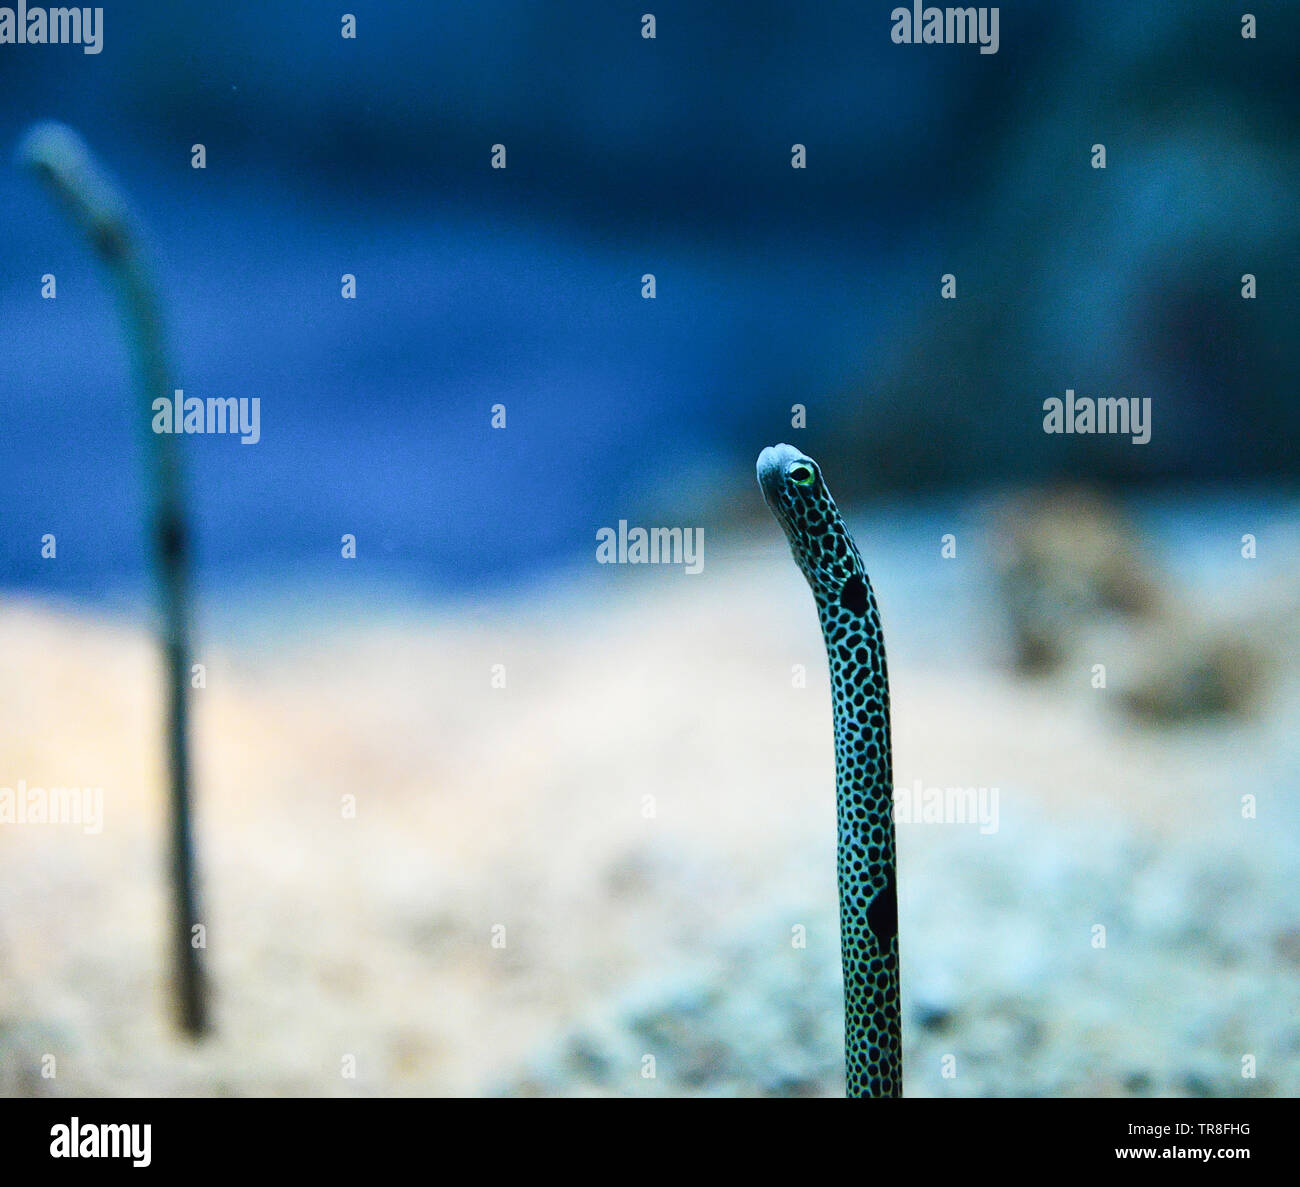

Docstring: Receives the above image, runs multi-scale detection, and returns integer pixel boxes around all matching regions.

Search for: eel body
[758,444,900,1098]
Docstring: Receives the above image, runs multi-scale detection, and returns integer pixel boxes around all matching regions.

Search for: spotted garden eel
[757,444,900,1098]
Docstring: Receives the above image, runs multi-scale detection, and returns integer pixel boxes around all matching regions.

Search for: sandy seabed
[1,520,1297,1097]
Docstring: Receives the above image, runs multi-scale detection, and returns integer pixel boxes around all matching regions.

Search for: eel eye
[788,463,815,486]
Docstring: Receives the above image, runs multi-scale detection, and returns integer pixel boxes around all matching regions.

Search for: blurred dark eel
[757,444,900,1098]
[19,122,208,1036]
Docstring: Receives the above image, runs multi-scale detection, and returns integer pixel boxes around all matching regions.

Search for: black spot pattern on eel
[758,446,900,1099]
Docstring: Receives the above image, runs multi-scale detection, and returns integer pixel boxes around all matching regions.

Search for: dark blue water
[2,1,1295,600]
[3,176,927,597]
